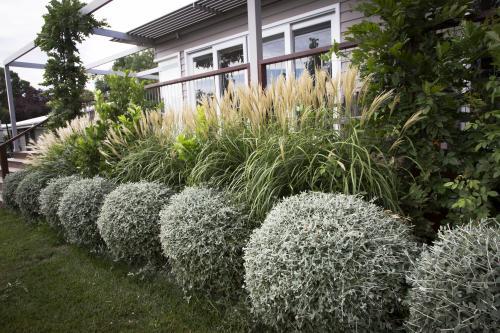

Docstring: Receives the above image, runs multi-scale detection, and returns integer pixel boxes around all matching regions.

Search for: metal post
[4,65,19,152]
[247,0,263,86]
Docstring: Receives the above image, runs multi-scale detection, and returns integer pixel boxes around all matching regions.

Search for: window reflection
[218,44,245,93]
[263,33,286,85]
[192,52,215,104]
[293,21,332,77]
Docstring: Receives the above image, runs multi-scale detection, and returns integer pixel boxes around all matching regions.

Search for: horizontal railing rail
[145,63,250,90]
[259,41,357,67]
[0,117,49,178]
[259,41,358,87]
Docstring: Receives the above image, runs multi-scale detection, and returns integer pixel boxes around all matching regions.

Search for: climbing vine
[35,0,106,129]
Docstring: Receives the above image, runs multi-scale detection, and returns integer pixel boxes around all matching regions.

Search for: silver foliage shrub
[244,192,418,332]
[2,170,30,209]
[58,177,116,251]
[159,186,252,300]
[14,170,52,220]
[97,182,174,265]
[406,221,500,332]
[39,175,81,230]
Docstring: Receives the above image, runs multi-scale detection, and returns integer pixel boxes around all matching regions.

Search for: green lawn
[0,208,249,333]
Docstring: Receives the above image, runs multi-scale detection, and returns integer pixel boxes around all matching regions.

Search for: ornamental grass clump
[14,170,53,220]
[2,170,30,209]
[58,177,116,252]
[39,175,81,230]
[97,182,174,265]
[406,221,500,332]
[159,186,252,301]
[244,192,418,332]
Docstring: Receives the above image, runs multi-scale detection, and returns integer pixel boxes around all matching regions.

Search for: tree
[35,0,106,129]
[0,67,50,124]
[339,0,499,235]
[94,50,155,94]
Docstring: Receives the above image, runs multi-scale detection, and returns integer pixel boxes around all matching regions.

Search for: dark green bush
[341,0,500,234]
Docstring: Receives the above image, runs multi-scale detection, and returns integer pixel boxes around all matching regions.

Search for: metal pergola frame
[2,0,264,151]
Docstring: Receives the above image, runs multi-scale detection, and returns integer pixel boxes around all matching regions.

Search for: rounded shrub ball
[244,192,418,332]
[406,221,499,332]
[160,186,252,300]
[58,177,116,251]
[39,175,81,230]
[14,170,52,220]
[2,169,30,209]
[97,182,174,265]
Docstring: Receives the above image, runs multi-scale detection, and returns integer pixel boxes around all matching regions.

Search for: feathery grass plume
[101,110,177,162]
[360,89,394,126]
[25,114,96,177]
[402,109,426,133]
[27,114,95,164]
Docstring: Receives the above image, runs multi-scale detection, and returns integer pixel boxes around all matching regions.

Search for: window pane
[263,33,286,85]
[218,44,245,93]
[293,21,332,77]
[263,34,285,58]
[293,21,331,52]
[193,52,213,73]
[192,52,215,104]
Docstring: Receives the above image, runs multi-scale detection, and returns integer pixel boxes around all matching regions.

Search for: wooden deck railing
[144,41,357,106]
[145,63,250,90]
[0,117,49,178]
[259,41,357,88]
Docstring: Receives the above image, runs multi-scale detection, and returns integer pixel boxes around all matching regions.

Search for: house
[124,0,364,109]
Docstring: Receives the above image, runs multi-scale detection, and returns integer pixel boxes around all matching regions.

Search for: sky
[0,0,194,89]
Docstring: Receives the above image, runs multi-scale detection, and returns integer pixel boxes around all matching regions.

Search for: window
[263,33,286,84]
[293,21,332,52]
[187,37,247,104]
[293,21,332,77]
[218,44,245,92]
[263,33,285,58]
[191,51,215,104]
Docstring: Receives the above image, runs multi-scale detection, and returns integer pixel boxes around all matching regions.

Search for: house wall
[340,0,365,40]
[155,0,364,66]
